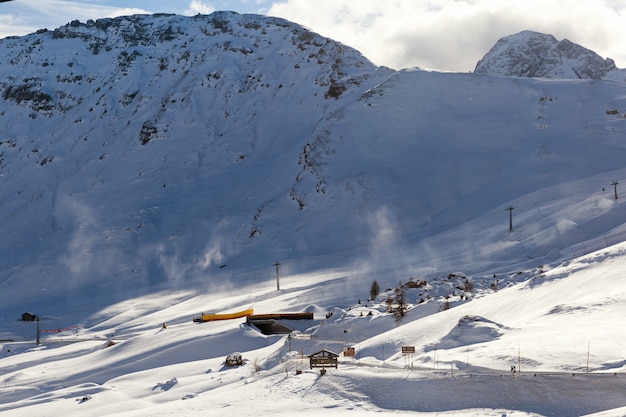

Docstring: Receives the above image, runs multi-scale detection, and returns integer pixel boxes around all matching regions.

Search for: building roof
[308,349,339,358]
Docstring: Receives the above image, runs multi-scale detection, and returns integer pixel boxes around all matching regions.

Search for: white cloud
[103,8,151,18]
[0,0,149,37]
[267,0,626,71]
[19,0,148,20]
[0,13,33,37]
[183,0,215,15]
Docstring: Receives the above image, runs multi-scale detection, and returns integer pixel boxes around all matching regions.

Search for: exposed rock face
[474,30,625,81]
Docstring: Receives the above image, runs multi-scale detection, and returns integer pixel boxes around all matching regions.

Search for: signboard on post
[402,346,415,371]
[343,347,355,357]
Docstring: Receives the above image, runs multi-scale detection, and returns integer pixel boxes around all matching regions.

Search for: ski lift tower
[505,206,514,232]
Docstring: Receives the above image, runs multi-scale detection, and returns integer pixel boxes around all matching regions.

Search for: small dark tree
[393,284,407,321]
[369,280,380,300]
[440,295,451,311]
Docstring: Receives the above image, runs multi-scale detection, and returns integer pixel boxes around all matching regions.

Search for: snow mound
[431,315,507,350]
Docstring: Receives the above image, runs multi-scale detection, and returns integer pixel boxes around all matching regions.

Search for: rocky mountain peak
[474,30,624,81]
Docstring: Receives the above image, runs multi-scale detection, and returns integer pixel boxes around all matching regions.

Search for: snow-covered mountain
[2,14,626,313]
[474,30,626,81]
[0,12,392,309]
[2,12,626,417]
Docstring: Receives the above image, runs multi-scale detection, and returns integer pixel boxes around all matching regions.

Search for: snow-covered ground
[1,241,625,416]
[1,13,626,416]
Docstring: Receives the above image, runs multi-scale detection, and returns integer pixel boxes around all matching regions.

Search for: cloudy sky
[1,0,625,72]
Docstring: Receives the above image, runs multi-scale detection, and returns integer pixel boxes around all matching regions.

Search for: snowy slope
[291,69,626,277]
[1,242,625,416]
[1,13,626,416]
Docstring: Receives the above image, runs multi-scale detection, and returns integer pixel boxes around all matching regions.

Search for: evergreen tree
[369,280,380,300]
[393,284,407,321]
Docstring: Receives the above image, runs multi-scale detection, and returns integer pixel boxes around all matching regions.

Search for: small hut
[308,349,339,369]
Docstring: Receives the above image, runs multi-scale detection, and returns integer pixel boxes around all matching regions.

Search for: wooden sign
[343,347,355,357]
[402,346,415,354]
